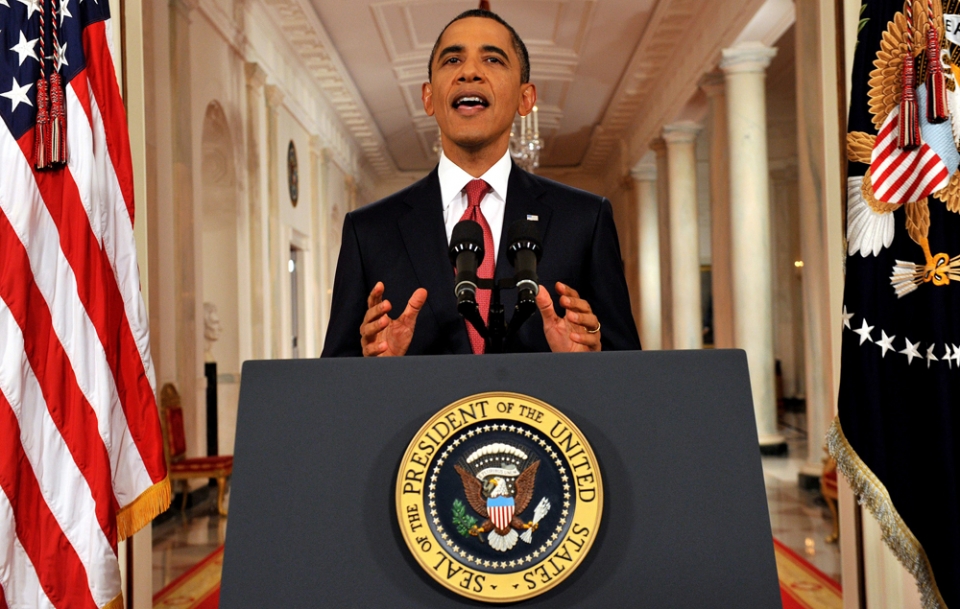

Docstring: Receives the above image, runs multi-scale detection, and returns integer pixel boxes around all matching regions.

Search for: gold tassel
[116,477,172,541]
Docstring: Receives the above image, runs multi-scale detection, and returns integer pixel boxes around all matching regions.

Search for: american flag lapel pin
[526,214,539,221]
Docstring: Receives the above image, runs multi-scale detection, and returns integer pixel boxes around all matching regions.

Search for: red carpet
[154,539,840,608]
[153,546,223,609]
[774,538,842,609]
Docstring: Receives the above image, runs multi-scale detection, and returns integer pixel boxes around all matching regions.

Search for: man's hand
[536,282,601,352]
[360,282,428,357]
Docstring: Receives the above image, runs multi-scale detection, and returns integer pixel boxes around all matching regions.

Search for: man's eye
[486,57,503,64]
[445,57,460,65]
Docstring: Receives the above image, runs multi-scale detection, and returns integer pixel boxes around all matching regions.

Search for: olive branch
[452,499,477,537]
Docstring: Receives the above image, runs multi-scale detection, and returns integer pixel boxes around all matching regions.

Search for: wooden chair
[821,456,839,543]
[159,383,233,516]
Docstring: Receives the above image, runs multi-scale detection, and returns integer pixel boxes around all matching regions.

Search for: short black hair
[427,9,530,84]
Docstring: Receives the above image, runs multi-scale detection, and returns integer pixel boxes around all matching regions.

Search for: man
[321,9,640,357]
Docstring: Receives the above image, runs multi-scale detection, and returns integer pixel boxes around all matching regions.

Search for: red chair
[160,383,233,516]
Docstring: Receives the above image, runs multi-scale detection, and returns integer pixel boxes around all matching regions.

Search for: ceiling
[309,0,657,171]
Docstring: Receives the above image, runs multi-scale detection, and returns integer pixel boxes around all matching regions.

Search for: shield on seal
[487,496,515,530]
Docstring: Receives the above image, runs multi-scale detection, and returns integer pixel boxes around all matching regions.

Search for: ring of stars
[427,422,572,572]
[842,305,960,369]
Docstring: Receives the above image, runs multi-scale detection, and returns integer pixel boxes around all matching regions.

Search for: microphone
[506,219,542,306]
[448,220,485,306]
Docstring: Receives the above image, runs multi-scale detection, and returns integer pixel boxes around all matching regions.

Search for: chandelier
[432,106,544,173]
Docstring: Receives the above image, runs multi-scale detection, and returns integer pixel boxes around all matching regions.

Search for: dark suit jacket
[321,163,641,356]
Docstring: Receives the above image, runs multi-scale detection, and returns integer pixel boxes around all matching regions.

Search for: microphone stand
[460,278,537,353]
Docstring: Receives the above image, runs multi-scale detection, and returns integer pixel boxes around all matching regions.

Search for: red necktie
[459,179,494,354]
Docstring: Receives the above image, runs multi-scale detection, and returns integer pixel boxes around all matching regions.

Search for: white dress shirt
[439,149,512,265]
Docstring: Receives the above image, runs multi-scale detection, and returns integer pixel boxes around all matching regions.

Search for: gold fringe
[117,477,172,541]
[826,419,948,609]
[102,592,124,609]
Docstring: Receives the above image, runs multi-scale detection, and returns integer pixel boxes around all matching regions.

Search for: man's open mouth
[452,95,489,109]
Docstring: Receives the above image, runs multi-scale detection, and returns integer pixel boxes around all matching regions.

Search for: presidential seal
[395,392,602,603]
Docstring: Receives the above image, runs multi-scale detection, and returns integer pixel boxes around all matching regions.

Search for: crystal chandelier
[509,106,543,173]
[432,106,544,173]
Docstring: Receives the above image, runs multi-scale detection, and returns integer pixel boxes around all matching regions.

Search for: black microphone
[448,220,485,306]
[506,219,542,305]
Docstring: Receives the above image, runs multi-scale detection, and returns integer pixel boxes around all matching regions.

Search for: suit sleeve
[321,214,366,357]
[588,199,642,351]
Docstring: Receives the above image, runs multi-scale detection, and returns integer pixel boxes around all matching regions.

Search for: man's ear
[422,82,435,117]
[518,83,537,116]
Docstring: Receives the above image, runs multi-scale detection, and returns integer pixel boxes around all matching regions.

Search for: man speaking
[321,9,640,357]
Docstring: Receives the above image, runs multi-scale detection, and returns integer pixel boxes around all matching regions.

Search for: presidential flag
[0,0,170,606]
[830,1,960,606]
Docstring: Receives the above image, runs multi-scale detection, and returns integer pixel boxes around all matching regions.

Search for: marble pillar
[721,42,786,453]
[265,85,284,358]
[650,138,673,349]
[309,136,327,354]
[662,122,703,350]
[244,62,267,360]
[700,72,735,350]
[631,161,661,350]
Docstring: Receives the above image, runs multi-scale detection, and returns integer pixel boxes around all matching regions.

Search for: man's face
[423,17,536,155]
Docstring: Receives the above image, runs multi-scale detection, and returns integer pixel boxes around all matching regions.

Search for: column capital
[662,121,702,144]
[720,42,777,75]
[170,0,199,20]
[309,135,323,155]
[265,84,285,109]
[631,161,657,182]
[245,62,268,89]
[698,71,725,98]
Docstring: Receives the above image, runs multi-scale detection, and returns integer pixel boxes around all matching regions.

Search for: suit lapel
[495,164,552,280]
[398,169,471,354]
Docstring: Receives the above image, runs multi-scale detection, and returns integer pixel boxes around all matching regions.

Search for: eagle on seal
[454,459,541,552]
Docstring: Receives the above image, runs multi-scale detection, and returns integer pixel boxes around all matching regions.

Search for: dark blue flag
[830,1,960,606]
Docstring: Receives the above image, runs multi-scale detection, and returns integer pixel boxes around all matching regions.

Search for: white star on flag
[853,318,874,345]
[54,42,69,71]
[899,338,921,365]
[59,0,72,24]
[952,345,960,369]
[877,331,896,358]
[946,345,955,370]
[926,344,939,369]
[10,30,38,66]
[15,0,41,18]
[1,77,33,112]
[842,305,854,329]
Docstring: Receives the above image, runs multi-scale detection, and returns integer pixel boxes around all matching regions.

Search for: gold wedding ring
[586,321,601,334]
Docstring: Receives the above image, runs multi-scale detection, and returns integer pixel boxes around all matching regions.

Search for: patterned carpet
[152,546,222,609]
[152,539,842,608]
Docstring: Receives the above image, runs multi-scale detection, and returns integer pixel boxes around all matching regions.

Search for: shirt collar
[438,148,513,211]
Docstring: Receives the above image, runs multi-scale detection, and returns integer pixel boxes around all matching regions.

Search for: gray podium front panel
[220,350,781,608]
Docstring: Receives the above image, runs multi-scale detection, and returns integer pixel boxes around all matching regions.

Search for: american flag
[0,0,170,606]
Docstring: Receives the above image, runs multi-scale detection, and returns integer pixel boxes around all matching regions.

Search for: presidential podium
[219,350,781,608]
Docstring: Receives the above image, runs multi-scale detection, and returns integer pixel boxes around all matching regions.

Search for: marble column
[721,42,786,453]
[309,136,327,354]
[170,0,203,458]
[631,160,661,350]
[662,122,703,350]
[264,85,284,359]
[244,62,267,360]
[650,138,672,349]
[700,72,735,350]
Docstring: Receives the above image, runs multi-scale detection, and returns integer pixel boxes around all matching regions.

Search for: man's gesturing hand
[360,282,428,357]
[536,282,602,352]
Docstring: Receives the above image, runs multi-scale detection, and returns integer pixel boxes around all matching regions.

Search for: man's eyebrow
[437,45,464,61]
[482,45,509,61]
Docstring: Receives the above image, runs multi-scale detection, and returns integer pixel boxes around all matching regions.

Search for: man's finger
[360,314,389,340]
[536,285,558,322]
[560,295,592,314]
[399,288,428,325]
[362,298,392,326]
[566,310,599,332]
[363,340,388,357]
[571,330,602,350]
[556,282,580,299]
[366,281,385,310]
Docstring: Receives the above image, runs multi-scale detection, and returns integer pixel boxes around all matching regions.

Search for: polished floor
[152,416,842,599]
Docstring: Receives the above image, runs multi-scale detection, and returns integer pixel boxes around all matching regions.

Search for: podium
[220,350,781,607]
